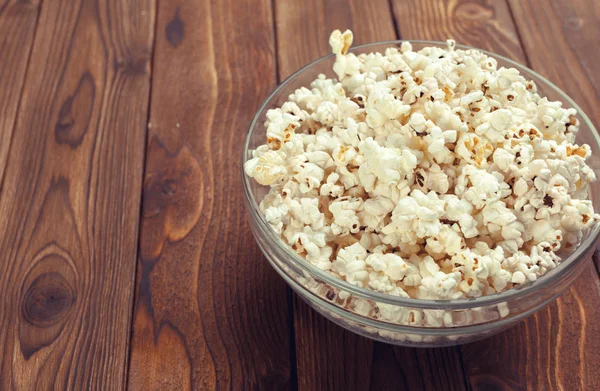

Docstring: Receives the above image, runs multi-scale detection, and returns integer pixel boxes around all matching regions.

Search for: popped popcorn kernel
[244,150,287,185]
[329,29,353,56]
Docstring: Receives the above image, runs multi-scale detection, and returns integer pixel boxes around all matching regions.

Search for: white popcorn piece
[306,150,334,169]
[244,150,287,185]
[288,197,325,230]
[366,253,409,281]
[293,162,325,193]
[333,144,358,166]
[384,190,446,243]
[358,138,417,191]
[329,196,363,235]
[332,242,369,286]
[263,203,289,233]
[419,271,462,300]
[476,109,513,144]
[287,226,333,267]
[426,225,463,257]
[320,172,344,197]
[456,133,494,167]
[365,84,411,127]
[359,196,395,230]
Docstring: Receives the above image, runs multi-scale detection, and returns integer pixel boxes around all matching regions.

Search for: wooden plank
[275,1,468,390]
[0,0,155,388]
[126,0,292,389]
[462,265,600,390]
[275,0,398,79]
[508,0,599,126]
[0,0,41,188]
[391,0,526,62]
[460,0,600,389]
[294,296,468,391]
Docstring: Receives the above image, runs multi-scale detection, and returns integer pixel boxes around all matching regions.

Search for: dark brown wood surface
[0,0,155,388]
[0,0,41,188]
[126,0,292,389]
[0,0,598,390]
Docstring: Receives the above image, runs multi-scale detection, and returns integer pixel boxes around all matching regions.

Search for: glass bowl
[242,41,600,347]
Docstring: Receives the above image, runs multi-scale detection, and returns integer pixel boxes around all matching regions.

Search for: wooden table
[1,0,599,389]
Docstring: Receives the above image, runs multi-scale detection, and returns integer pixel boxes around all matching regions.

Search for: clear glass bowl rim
[242,39,600,311]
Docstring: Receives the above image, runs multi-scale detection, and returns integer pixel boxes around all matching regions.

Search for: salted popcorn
[246,30,600,325]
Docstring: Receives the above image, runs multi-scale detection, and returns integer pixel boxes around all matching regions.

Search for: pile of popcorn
[245,30,599,305]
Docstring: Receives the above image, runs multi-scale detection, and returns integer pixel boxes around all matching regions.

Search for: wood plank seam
[270,0,301,386]
[286,288,300,391]
[504,0,532,68]
[456,346,474,391]
[386,0,401,40]
[123,0,160,388]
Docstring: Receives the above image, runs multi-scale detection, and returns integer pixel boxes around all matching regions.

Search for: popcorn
[359,196,395,230]
[357,138,417,191]
[320,172,344,197]
[333,144,358,166]
[332,242,368,285]
[365,84,411,127]
[244,150,287,185]
[293,162,325,193]
[419,270,462,299]
[456,133,493,167]
[476,109,513,143]
[329,29,354,56]
[287,226,332,267]
[288,197,325,230]
[383,190,446,245]
[329,196,363,235]
[425,225,463,257]
[366,253,410,281]
[246,30,600,324]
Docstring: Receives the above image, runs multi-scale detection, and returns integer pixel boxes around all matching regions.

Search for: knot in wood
[565,16,583,31]
[22,272,75,327]
[115,53,151,75]
[454,2,493,22]
[166,8,185,48]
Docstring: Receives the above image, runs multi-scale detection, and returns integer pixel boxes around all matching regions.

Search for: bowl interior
[242,40,600,311]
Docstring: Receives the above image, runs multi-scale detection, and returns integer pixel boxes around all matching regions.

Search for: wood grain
[126,0,292,389]
[391,0,526,62]
[0,0,41,189]
[294,296,468,391]
[0,0,155,388]
[275,0,397,79]
[275,1,468,390]
[459,0,600,389]
[507,0,599,126]
[462,263,600,391]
